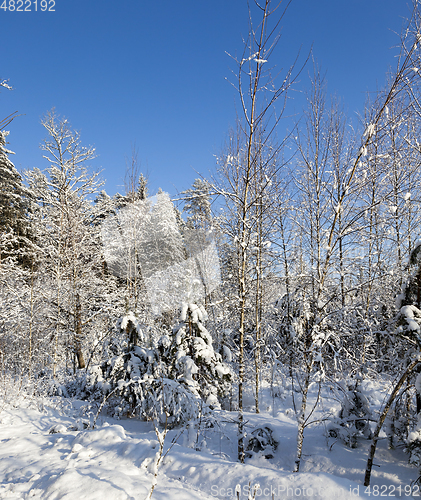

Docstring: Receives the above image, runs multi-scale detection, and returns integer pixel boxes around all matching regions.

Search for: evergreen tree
[0,129,32,266]
[181,178,212,230]
[92,312,204,427]
[328,376,373,448]
[394,242,421,467]
[167,303,232,409]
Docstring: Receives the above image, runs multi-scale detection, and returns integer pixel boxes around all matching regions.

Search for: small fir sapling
[62,304,232,427]
[328,375,373,448]
[396,241,421,355]
[245,425,279,459]
[385,388,414,450]
[91,307,231,427]
[99,312,169,420]
[167,302,232,409]
[406,372,421,470]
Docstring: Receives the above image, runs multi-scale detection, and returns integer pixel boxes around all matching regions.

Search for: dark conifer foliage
[0,129,33,266]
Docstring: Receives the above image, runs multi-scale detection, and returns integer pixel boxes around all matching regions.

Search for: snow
[193,336,214,362]
[0,379,418,500]
[241,52,259,64]
[416,373,421,395]
[400,305,421,332]
[0,403,208,500]
[363,124,375,138]
[189,303,203,323]
[120,312,138,332]
[222,345,232,363]
[181,302,189,322]
[177,355,199,381]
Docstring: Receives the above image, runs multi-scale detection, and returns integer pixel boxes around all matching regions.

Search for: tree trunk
[294,361,312,472]
[74,293,85,369]
[364,358,420,486]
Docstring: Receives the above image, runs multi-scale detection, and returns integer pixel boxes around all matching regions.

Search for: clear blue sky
[1,0,413,198]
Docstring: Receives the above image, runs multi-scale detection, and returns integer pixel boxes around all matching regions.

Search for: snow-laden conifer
[0,129,33,266]
[328,376,373,448]
[166,303,232,409]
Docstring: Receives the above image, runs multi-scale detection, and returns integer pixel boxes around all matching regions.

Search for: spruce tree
[395,242,421,466]
[181,178,212,230]
[95,312,203,427]
[0,129,32,266]
[168,303,232,409]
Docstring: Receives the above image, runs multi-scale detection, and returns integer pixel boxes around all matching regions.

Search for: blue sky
[1,0,413,198]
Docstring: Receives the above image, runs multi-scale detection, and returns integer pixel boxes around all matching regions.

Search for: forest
[4,0,421,497]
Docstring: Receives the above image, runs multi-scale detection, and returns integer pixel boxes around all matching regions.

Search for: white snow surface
[0,379,419,499]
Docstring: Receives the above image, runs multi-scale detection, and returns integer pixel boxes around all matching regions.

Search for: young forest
[3,1,421,498]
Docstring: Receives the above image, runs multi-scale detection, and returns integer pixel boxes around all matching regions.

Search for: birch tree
[27,110,105,372]
[290,6,421,467]
[215,0,305,462]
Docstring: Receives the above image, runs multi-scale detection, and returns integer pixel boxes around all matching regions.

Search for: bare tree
[214,0,306,462]
[28,109,103,372]
[290,1,421,469]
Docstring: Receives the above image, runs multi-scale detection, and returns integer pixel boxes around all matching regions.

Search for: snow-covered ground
[0,377,419,499]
